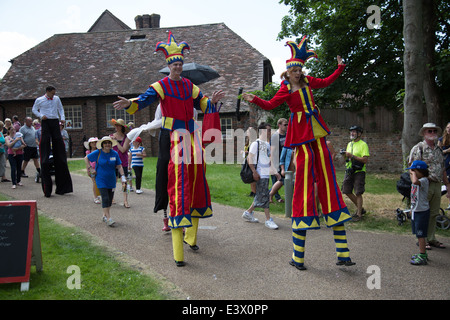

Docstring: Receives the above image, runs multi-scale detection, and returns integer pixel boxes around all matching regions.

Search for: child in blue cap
[407,160,430,265]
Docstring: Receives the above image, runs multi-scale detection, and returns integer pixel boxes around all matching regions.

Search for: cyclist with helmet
[341,125,370,221]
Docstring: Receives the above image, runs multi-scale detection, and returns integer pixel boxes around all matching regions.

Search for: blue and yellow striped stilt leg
[333,224,355,266]
[291,230,307,270]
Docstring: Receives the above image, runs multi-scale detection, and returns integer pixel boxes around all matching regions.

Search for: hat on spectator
[419,123,441,136]
[96,136,118,149]
[84,137,99,149]
[406,160,428,170]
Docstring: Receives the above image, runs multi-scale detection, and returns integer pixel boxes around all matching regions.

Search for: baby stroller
[395,172,450,230]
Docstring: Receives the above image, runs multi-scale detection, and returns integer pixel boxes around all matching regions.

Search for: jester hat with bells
[285,35,318,69]
[155,31,190,65]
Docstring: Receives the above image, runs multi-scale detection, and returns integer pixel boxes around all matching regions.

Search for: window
[26,107,34,119]
[63,105,82,129]
[221,118,233,139]
[106,104,135,128]
[126,35,147,42]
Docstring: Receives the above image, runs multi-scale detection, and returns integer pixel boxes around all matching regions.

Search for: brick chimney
[135,14,160,29]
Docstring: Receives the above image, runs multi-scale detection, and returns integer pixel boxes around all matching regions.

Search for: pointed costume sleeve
[250,81,291,111]
[307,64,345,89]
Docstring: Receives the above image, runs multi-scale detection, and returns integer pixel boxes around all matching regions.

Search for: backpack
[240,141,259,184]
[396,172,411,199]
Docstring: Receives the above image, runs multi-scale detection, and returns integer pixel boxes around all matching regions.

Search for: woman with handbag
[85,136,126,227]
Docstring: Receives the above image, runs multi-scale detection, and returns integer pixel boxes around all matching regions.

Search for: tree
[278,0,450,162]
[278,0,405,112]
[402,0,424,163]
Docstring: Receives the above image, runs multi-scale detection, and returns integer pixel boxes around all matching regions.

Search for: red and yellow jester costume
[124,32,216,265]
[248,36,354,270]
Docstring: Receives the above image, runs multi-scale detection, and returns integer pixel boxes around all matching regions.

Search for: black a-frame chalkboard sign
[0,201,43,291]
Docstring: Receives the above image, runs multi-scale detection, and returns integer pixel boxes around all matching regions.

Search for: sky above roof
[0,0,292,82]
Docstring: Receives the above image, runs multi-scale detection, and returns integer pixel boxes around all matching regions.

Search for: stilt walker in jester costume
[113,31,225,267]
[242,36,355,270]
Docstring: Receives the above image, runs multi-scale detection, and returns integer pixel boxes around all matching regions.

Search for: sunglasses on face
[426,129,438,134]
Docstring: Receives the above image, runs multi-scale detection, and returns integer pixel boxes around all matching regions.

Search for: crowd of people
[2,32,448,271]
[0,115,42,189]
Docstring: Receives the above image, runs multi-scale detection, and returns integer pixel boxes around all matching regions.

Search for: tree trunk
[402,0,425,165]
[422,0,441,125]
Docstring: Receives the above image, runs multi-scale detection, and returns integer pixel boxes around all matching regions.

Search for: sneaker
[94,197,101,204]
[11,185,16,189]
[102,216,107,223]
[21,172,28,178]
[242,211,259,223]
[410,254,428,265]
[107,218,116,227]
[265,218,278,229]
[136,189,143,194]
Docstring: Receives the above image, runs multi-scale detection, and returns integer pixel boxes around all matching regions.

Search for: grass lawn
[0,191,177,300]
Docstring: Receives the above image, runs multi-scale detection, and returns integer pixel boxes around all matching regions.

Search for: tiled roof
[0,23,272,113]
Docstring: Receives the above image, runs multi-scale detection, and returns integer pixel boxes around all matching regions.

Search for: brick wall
[327,127,403,173]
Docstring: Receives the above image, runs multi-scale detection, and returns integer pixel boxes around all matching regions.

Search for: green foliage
[279,0,404,112]
[278,0,450,115]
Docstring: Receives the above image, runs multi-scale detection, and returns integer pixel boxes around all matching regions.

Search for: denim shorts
[253,178,270,209]
[411,209,430,238]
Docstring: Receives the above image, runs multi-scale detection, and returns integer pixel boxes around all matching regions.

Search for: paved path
[1,168,449,300]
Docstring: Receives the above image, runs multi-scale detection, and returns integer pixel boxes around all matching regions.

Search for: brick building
[0,10,274,158]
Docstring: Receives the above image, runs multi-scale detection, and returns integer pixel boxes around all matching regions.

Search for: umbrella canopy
[159,62,220,85]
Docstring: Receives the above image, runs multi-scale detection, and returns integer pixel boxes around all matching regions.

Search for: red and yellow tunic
[126,76,213,228]
[251,64,345,147]
[250,65,351,230]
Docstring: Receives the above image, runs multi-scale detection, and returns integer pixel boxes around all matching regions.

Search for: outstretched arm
[113,96,131,111]
[308,55,346,89]
[242,83,290,111]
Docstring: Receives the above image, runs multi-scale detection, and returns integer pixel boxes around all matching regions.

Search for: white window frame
[63,105,83,129]
[220,117,233,139]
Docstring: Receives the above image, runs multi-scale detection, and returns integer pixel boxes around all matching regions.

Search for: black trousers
[132,166,143,190]
[153,129,170,213]
[39,119,73,197]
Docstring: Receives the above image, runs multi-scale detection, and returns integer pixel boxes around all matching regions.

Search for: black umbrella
[159,62,220,85]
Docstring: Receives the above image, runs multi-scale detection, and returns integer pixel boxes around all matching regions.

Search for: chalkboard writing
[0,201,42,290]
[0,206,31,278]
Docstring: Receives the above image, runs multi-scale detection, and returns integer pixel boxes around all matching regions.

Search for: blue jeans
[270,174,284,200]
[8,153,23,185]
